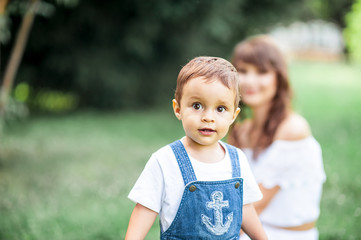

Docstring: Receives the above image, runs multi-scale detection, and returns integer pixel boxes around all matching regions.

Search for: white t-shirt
[128,139,263,232]
[243,136,326,227]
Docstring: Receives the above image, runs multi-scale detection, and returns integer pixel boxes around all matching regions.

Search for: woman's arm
[125,203,158,240]
[241,203,268,240]
[253,184,280,214]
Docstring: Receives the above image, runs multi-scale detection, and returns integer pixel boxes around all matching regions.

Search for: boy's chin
[185,136,220,147]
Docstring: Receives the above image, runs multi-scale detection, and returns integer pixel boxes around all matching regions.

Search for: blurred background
[0,0,360,239]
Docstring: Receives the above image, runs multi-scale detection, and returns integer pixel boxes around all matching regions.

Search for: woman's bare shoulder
[274,113,311,141]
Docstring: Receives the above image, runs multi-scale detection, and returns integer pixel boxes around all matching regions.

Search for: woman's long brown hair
[231,35,293,159]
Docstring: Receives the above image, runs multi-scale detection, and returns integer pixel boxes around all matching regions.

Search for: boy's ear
[231,107,241,123]
[172,99,181,120]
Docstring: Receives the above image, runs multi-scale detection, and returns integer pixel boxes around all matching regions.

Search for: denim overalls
[161,140,243,240]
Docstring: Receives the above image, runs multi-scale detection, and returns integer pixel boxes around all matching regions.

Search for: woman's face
[237,62,277,109]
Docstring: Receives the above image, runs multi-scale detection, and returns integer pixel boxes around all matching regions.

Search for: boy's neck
[182,137,225,163]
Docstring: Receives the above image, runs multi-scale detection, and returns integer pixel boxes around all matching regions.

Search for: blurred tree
[2,0,313,110]
[0,0,78,131]
[0,0,39,124]
[306,0,354,28]
[0,0,11,43]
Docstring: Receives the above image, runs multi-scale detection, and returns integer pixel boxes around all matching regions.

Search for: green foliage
[2,96,29,122]
[12,82,78,113]
[0,0,79,44]
[344,0,361,63]
[13,82,30,102]
[306,0,353,27]
[31,89,78,112]
[0,14,11,44]
[0,61,361,239]
[2,0,307,110]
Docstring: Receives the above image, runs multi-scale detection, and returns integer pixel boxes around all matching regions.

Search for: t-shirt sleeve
[238,149,263,205]
[128,153,164,213]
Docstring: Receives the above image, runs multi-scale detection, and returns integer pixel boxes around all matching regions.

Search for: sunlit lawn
[0,61,360,240]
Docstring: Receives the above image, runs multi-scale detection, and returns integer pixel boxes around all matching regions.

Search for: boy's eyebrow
[218,100,234,107]
[187,96,202,101]
[187,96,234,107]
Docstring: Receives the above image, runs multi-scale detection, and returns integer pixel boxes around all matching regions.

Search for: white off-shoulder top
[243,136,326,227]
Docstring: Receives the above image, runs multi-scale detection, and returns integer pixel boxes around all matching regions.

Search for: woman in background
[228,35,326,240]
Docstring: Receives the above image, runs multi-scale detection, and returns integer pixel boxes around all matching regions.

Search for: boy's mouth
[198,128,216,135]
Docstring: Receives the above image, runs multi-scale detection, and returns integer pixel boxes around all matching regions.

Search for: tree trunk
[0,0,39,132]
[0,0,10,14]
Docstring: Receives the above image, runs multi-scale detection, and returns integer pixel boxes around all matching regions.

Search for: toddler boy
[125,56,267,240]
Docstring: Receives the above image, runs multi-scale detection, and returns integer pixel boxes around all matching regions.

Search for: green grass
[1,61,361,240]
[0,111,183,240]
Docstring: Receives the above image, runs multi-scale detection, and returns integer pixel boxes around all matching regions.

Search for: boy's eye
[217,106,226,112]
[192,103,202,110]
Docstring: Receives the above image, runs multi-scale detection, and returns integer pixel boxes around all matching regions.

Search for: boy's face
[173,77,240,149]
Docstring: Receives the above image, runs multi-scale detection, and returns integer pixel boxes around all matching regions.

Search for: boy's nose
[201,110,215,123]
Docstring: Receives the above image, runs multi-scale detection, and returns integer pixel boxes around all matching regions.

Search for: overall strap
[224,143,241,178]
[169,140,197,185]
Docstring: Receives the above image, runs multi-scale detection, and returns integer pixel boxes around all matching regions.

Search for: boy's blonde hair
[175,56,241,109]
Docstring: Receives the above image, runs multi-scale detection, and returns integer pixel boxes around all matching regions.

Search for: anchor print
[201,191,233,235]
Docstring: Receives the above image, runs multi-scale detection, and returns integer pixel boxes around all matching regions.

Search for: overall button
[189,185,197,192]
[235,182,240,189]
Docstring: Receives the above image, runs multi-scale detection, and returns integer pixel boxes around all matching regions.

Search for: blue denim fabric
[161,140,243,240]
